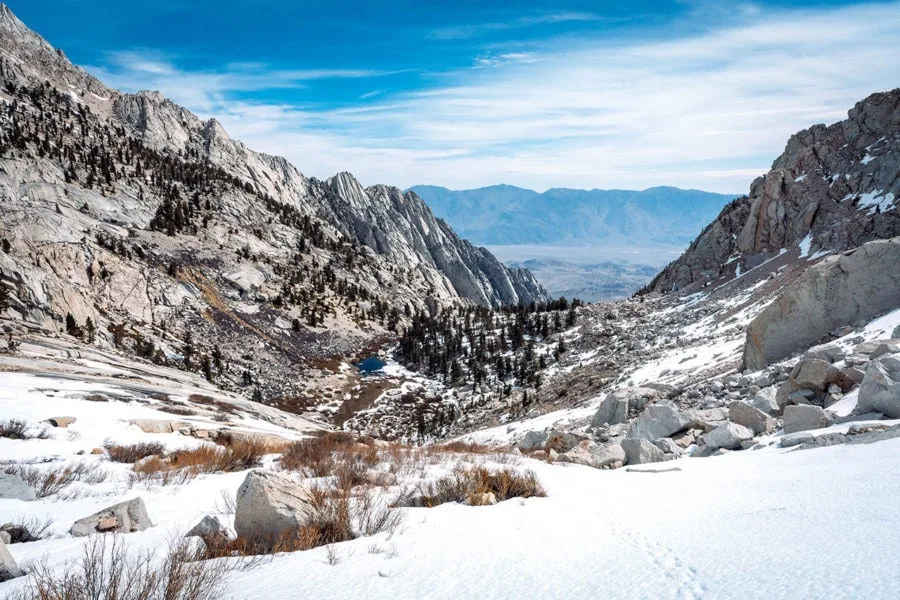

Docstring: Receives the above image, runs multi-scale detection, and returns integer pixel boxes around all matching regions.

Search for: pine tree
[182,331,195,369]
[65,313,83,339]
[0,273,9,313]
[84,317,96,344]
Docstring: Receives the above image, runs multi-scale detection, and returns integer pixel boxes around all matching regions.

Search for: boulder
[790,359,849,393]
[750,388,780,415]
[185,515,227,538]
[621,438,666,465]
[44,416,76,428]
[234,470,316,545]
[545,430,589,453]
[590,442,626,468]
[70,497,152,537]
[728,401,776,435]
[804,346,845,364]
[671,429,697,449]
[626,402,692,440]
[591,393,619,427]
[703,423,754,450]
[0,473,36,501]
[592,387,661,426]
[0,540,23,582]
[518,430,548,451]
[743,237,900,370]
[871,343,900,359]
[780,431,816,448]
[783,405,832,434]
[854,339,899,355]
[689,407,729,432]
[127,419,190,434]
[856,354,900,417]
[653,438,683,455]
[559,441,625,469]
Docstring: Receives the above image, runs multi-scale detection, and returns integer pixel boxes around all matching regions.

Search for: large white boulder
[703,422,754,450]
[0,473,36,501]
[743,237,900,370]
[728,401,776,435]
[591,387,662,427]
[783,405,832,434]
[621,438,666,465]
[0,540,23,582]
[70,497,152,537]
[856,353,900,418]
[234,470,316,544]
[627,402,692,440]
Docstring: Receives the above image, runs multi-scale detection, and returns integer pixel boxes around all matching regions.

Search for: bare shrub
[414,466,545,507]
[0,419,29,439]
[104,441,166,463]
[187,394,239,415]
[280,432,357,475]
[131,456,198,487]
[129,440,271,487]
[427,441,499,455]
[3,462,108,498]
[156,405,197,417]
[2,515,54,543]
[0,419,50,440]
[281,433,377,483]
[353,488,403,537]
[324,544,339,566]
[9,535,229,600]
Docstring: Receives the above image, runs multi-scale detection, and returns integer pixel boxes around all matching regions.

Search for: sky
[8,0,900,193]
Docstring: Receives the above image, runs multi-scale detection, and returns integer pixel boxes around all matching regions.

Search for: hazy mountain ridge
[409,184,738,247]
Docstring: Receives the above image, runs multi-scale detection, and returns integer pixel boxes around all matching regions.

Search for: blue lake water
[356,356,386,375]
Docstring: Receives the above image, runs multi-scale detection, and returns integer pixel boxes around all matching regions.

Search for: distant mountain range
[408,185,739,247]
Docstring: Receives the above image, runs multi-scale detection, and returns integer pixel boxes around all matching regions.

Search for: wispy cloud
[88,2,900,194]
[428,11,603,41]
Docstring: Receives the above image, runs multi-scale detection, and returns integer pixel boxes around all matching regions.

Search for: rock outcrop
[743,237,900,369]
[648,89,900,294]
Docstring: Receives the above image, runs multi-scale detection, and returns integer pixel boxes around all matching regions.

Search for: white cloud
[428,12,602,41]
[88,2,900,194]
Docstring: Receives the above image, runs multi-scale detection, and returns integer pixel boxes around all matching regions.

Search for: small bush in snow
[412,466,545,508]
[0,419,50,440]
[8,535,229,600]
[104,441,166,463]
[3,462,107,498]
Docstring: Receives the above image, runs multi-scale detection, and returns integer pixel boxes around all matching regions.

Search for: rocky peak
[0,3,49,50]
[648,88,900,293]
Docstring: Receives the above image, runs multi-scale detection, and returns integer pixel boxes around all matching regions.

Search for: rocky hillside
[0,5,546,403]
[647,89,900,293]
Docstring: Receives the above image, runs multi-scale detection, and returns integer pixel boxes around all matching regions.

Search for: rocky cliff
[648,89,900,293]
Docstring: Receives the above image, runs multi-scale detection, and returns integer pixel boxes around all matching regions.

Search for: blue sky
[10,0,900,193]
